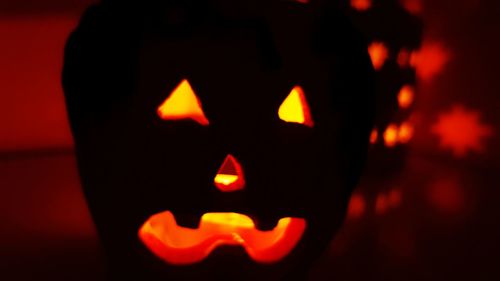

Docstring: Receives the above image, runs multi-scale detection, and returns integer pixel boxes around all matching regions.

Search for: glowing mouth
[138,211,306,265]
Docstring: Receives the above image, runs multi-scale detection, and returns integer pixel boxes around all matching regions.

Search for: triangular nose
[214,154,245,192]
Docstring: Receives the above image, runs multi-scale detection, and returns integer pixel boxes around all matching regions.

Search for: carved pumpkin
[63,0,375,280]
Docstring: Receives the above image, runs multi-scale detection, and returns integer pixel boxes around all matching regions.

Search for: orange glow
[347,193,366,219]
[383,124,399,147]
[278,86,314,127]
[214,154,245,192]
[350,0,372,11]
[398,122,414,144]
[157,79,209,125]
[370,128,378,144]
[410,41,451,82]
[139,211,306,265]
[432,105,493,157]
[368,42,389,71]
[398,85,415,109]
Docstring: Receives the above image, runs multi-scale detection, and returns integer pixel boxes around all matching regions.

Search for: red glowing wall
[0,16,76,152]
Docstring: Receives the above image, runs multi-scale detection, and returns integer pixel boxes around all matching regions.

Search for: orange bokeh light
[139,211,306,265]
[382,123,414,147]
[350,0,372,11]
[398,85,415,109]
[157,79,210,125]
[398,122,414,144]
[368,42,389,71]
[383,124,399,148]
[214,154,245,192]
[432,105,493,157]
[278,86,314,127]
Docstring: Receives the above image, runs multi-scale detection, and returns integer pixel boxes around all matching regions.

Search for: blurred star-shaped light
[432,105,493,157]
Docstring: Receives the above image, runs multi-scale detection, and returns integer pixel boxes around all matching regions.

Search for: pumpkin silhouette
[63,0,375,280]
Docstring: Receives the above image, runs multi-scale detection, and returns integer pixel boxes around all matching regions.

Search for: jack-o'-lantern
[62,0,375,280]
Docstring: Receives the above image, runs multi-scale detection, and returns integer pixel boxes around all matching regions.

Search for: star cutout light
[432,105,493,157]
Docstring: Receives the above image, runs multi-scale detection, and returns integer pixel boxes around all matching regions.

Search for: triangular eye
[278,86,314,127]
[157,79,210,126]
